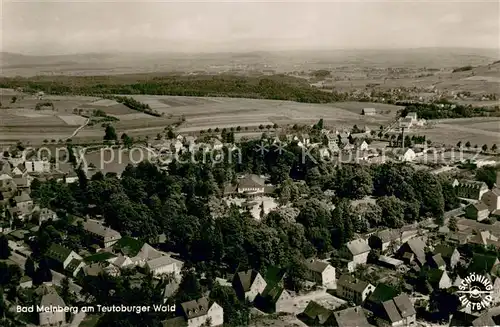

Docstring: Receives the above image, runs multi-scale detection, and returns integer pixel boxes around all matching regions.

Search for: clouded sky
[2,0,499,55]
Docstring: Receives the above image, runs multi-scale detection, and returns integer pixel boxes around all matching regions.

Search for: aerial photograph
[0,0,499,326]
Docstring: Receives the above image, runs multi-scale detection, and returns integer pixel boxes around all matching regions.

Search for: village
[0,104,499,327]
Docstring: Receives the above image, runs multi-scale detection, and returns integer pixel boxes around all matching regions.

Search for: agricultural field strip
[58,115,88,126]
[434,123,500,138]
[109,113,157,120]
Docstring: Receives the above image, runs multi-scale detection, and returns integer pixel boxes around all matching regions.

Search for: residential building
[336,275,375,305]
[298,301,335,326]
[25,160,51,173]
[428,253,446,270]
[465,202,490,222]
[164,298,223,327]
[232,269,267,302]
[14,192,33,217]
[406,112,418,122]
[342,239,371,272]
[355,140,369,152]
[452,180,489,201]
[0,174,15,191]
[377,294,416,327]
[400,149,416,162]
[332,306,371,327]
[39,288,66,326]
[304,259,336,286]
[145,255,184,279]
[421,267,452,290]
[399,118,413,129]
[362,108,376,116]
[482,189,500,212]
[433,244,460,269]
[46,243,85,277]
[19,275,32,288]
[83,219,122,248]
[364,284,400,313]
[396,237,427,267]
[254,284,292,313]
[36,207,58,224]
[11,164,27,177]
[368,229,401,253]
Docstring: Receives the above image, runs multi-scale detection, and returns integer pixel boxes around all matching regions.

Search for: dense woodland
[398,101,500,119]
[0,75,347,103]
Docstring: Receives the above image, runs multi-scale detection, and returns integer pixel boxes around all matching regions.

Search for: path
[68,118,90,139]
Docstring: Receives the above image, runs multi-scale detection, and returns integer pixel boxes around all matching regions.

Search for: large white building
[145,255,184,278]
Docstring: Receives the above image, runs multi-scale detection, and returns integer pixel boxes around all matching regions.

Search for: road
[68,118,90,139]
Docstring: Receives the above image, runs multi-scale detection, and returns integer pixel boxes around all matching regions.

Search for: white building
[39,288,66,326]
[305,259,336,286]
[25,160,51,173]
[145,255,184,279]
[481,188,500,211]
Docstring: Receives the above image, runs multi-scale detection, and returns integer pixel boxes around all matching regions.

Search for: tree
[273,123,278,129]
[104,125,117,141]
[175,270,203,302]
[476,166,497,188]
[456,141,462,148]
[10,96,17,103]
[448,216,458,232]
[0,234,10,259]
[482,144,488,152]
[465,141,471,148]
[258,124,264,130]
[25,256,36,278]
[492,144,498,152]
[35,258,52,284]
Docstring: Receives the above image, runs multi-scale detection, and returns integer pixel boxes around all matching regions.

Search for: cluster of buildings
[452,179,500,223]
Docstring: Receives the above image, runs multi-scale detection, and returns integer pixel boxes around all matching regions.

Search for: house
[396,237,427,267]
[377,294,416,327]
[83,262,120,277]
[452,180,489,201]
[399,118,413,129]
[19,275,32,288]
[25,160,51,173]
[46,243,85,277]
[368,229,402,253]
[364,283,400,313]
[482,189,500,212]
[145,255,184,279]
[433,244,460,269]
[336,275,375,305]
[212,139,223,150]
[355,140,369,152]
[39,287,66,326]
[254,284,292,313]
[400,148,416,162]
[14,192,33,217]
[342,239,371,272]
[428,253,446,270]
[305,259,336,286]
[36,207,58,224]
[232,269,267,302]
[227,174,266,195]
[467,253,500,276]
[83,219,122,248]
[163,298,223,327]
[298,301,335,326]
[11,164,27,177]
[12,175,30,189]
[465,202,490,222]
[332,306,370,327]
[421,267,452,290]
[406,112,418,122]
[362,108,376,116]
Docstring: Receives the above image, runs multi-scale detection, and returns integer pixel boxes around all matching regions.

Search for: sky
[1,0,499,55]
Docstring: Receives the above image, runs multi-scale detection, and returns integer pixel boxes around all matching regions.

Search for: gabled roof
[301,301,333,325]
[305,259,330,273]
[146,255,183,270]
[470,202,489,212]
[180,297,210,319]
[14,192,31,203]
[83,220,121,239]
[403,237,426,265]
[434,244,457,260]
[333,306,370,327]
[422,267,445,285]
[113,236,144,257]
[46,243,73,263]
[233,269,261,292]
[260,284,286,304]
[367,284,399,304]
[374,229,400,243]
[264,265,286,286]
[381,294,415,323]
[346,239,370,256]
[0,174,12,181]
[238,174,265,189]
[457,180,488,190]
[431,253,446,268]
[40,288,66,307]
[337,275,371,293]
